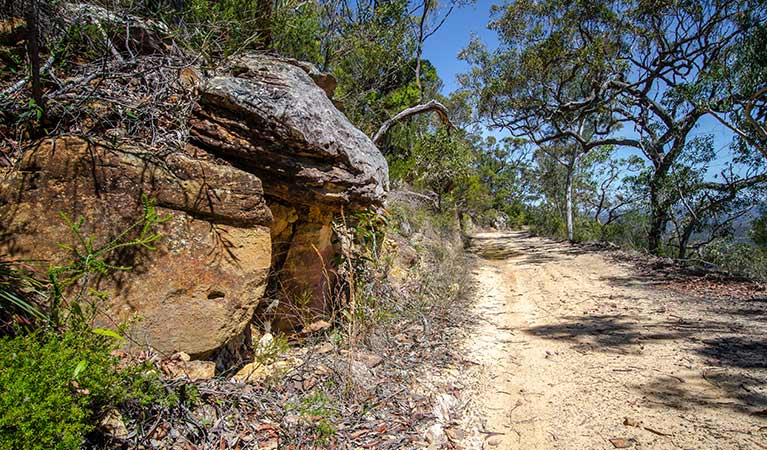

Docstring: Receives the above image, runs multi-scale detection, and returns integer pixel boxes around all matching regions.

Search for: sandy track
[457,231,767,449]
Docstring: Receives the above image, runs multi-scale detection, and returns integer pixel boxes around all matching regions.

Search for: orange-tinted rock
[0,136,272,357]
[267,203,338,329]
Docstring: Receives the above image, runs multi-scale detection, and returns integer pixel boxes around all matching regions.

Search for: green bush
[701,241,767,281]
[0,328,177,450]
[526,207,567,239]
[751,211,767,248]
[168,0,321,60]
[0,330,124,450]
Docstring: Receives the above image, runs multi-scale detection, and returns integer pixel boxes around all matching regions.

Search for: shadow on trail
[525,313,767,415]
[639,371,767,415]
[523,285,767,417]
[465,232,588,263]
[699,336,767,369]
[524,314,693,354]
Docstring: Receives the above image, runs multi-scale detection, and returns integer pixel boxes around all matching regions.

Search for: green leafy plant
[47,194,172,328]
[286,389,338,444]
[0,196,175,448]
[0,330,124,450]
[0,327,181,450]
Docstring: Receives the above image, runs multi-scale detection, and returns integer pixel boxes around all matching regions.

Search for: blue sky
[422,1,498,95]
[421,1,739,176]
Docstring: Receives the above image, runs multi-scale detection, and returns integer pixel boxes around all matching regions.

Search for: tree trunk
[648,179,665,255]
[372,100,454,144]
[414,0,429,102]
[257,0,273,49]
[25,0,43,118]
[565,163,575,242]
[677,223,695,259]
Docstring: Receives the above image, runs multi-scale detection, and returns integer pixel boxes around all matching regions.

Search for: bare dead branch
[372,99,455,144]
[0,54,55,99]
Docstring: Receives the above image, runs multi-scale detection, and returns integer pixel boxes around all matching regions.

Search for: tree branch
[1,54,55,99]
[372,99,455,144]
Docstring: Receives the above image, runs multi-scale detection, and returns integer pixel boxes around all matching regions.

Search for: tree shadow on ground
[699,336,767,369]
[525,313,767,415]
[638,370,767,415]
[524,314,693,354]
[523,268,767,416]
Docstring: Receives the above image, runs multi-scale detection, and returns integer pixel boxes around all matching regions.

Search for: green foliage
[526,206,567,239]
[599,210,650,249]
[462,0,767,255]
[0,327,178,450]
[270,1,323,62]
[141,0,323,59]
[327,1,421,134]
[253,333,290,368]
[0,331,116,449]
[0,46,23,76]
[350,208,390,261]
[173,0,272,58]
[56,22,109,67]
[390,129,476,211]
[751,211,767,248]
[286,388,338,444]
[701,241,767,281]
[0,330,116,449]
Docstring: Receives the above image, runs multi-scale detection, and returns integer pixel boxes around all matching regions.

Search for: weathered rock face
[0,136,272,357]
[189,53,388,210]
[267,202,337,327]
[189,53,389,328]
[0,53,388,356]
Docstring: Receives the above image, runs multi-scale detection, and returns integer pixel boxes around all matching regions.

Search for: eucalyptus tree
[464,0,767,252]
[664,138,767,258]
[459,1,631,241]
[599,0,767,254]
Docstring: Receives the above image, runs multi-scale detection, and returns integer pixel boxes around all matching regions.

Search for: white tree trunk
[565,165,575,242]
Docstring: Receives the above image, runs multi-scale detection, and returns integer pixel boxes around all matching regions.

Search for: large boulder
[0,136,272,357]
[0,52,389,354]
[189,53,388,210]
[189,53,389,327]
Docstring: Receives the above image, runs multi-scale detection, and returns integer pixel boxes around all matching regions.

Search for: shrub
[0,327,178,450]
[286,388,338,445]
[700,241,767,281]
[0,330,123,450]
[526,207,567,239]
[165,0,321,60]
[751,211,767,248]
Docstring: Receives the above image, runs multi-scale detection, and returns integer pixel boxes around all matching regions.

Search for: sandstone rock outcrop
[0,136,272,357]
[0,52,387,357]
[189,53,388,209]
[189,53,389,327]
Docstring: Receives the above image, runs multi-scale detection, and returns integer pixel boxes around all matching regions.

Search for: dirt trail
[457,230,767,449]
